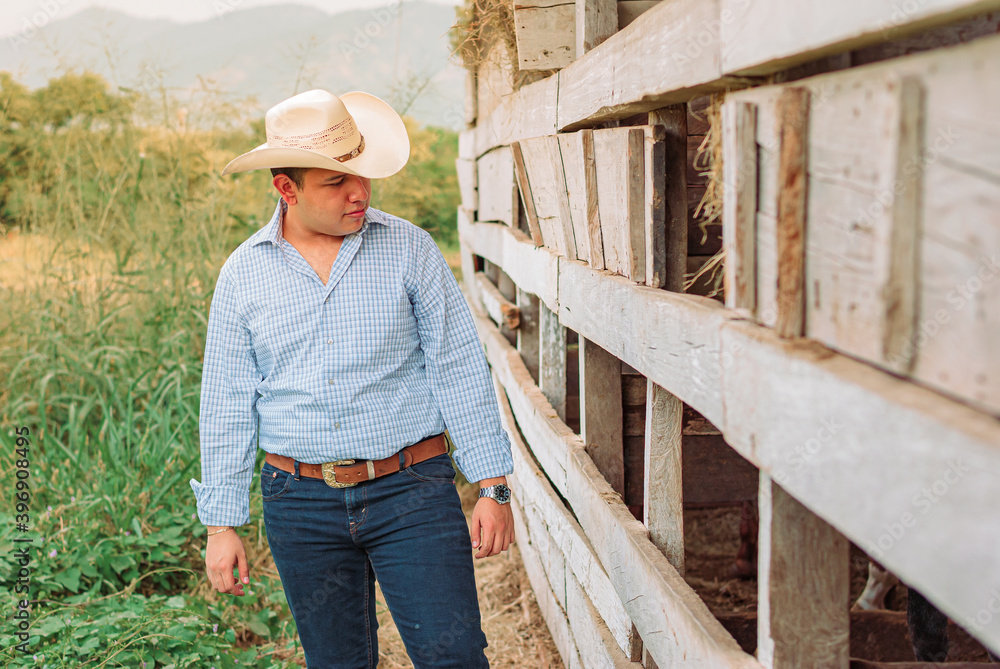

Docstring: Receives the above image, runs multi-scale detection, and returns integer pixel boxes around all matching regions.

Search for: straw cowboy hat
[222,89,410,179]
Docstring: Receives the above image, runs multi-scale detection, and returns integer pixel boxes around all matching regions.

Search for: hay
[685,93,726,297]
[449,0,557,91]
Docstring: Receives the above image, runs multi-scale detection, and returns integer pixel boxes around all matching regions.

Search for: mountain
[0,2,467,128]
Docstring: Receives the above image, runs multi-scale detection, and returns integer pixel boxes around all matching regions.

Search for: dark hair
[270,167,309,189]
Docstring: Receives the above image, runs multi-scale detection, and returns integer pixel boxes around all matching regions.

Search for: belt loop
[398,451,406,470]
[293,460,300,480]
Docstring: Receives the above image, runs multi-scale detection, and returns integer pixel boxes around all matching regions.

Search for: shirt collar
[250,198,388,248]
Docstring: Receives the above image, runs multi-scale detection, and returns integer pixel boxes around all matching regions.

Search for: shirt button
[328,379,334,385]
[327,339,333,344]
[335,422,341,428]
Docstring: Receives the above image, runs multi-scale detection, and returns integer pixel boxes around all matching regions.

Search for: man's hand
[469,478,515,559]
[205,527,250,596]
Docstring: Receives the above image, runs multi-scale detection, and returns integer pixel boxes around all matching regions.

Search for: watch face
[481,484,510,504]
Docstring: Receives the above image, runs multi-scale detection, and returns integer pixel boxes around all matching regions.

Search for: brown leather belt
[264,433,448,488]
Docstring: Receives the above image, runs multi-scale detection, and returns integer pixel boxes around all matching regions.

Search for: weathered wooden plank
[458,215,560,313]
[577,0,617,57]
[559,258,737,428]
[650,106,688,292]
[757,474,850,669]
[594,127,647,282]
[566,568,642,668]
[720,0,1000,76]
[579,337,625,495]
[495,371,641,658]
[512,497,581,668]
[514,1,576,70]
[644,381,684,574]
[618,0,661,29]
[471,295,760,669]
[519,135,578,259]
[475,74,559,158]
[476,40,514,123]
[517,288,541,383]
[729,34,1000,414]
[476,271,521,330]
[456,157,478,213]
[540,301,568,422]
[719,320,1000,655]
[559,129,605,269]
[774,87,809,339]
[459,128,477,161]
[721,100,758,315]
[644,124,668,289]
[511,140,545,245]
[464,67,477,127]
[477,146,519,226]
[558,0,731,130]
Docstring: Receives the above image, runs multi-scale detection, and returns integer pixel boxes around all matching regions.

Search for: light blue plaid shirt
[189,199,513,527]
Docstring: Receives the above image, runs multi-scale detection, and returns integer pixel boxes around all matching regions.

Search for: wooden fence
[456,1,1000,666]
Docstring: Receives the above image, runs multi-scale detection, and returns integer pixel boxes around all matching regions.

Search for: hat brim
[221,92,410,179]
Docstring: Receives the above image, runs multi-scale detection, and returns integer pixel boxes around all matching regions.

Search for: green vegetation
[0,71,461,668]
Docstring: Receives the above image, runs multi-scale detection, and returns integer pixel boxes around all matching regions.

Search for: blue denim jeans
[260,449,490,669]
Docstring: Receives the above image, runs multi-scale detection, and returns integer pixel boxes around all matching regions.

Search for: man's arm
[409,231,515,557]
[188,269,262,594]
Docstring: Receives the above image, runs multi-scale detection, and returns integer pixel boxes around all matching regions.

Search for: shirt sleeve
[188,268,262,526]
[410,231,513,483]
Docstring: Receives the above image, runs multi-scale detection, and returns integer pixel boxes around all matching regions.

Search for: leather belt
[264,433,448,488]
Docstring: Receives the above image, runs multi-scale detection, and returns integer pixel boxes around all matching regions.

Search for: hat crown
[265,89,360,154]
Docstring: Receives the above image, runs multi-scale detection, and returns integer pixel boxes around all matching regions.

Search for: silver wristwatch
[478,483,511,505]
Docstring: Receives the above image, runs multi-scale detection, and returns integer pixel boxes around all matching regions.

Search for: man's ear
[273,174,298,205]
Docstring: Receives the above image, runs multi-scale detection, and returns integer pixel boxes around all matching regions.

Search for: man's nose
[348,175,368,201]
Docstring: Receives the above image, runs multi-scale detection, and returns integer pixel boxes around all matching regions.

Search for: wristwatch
[478,483,511,505]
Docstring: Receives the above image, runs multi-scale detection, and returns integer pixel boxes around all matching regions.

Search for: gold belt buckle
[322,459,358,488]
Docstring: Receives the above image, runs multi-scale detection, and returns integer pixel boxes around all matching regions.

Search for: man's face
[279,167,372,239]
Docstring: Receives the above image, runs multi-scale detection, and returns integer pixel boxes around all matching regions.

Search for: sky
[0,0,459,38]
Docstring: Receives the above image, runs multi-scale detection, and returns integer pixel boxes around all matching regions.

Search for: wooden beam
[576,0,617,57]
[558,0,734,131]
[720,0,1000,77]
[644,380,684,574]
[457,215,560,313]
[594,127,647,282]
[650,106,687,292]
[476,271,521,330]
[721,100,758,315]
[579,337,625,495]
[475,74,559,158]
[774,87,809,338]
[643,123,668,289]
[757,474,850,669]
[540,300,568,422]
[456,157,478,213]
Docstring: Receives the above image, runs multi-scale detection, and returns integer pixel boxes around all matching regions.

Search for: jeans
[260,449,490,669]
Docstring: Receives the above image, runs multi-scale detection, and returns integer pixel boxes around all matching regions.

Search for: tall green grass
[0,70,460,668]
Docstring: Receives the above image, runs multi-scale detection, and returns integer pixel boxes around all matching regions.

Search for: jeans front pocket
[260,462,294,501]
[403,452,456,483]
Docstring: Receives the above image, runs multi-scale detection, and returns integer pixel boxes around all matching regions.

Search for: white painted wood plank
[476,271,521,330]
[456,157,478,213]
[721,0,1000,76]
[644,380,684,575]
[475,75,559,158]
[566,568,642,668]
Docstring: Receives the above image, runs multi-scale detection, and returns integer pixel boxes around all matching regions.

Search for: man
[189,89,515,668]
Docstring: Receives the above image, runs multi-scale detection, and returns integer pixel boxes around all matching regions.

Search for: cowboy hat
[221,89,409,179]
